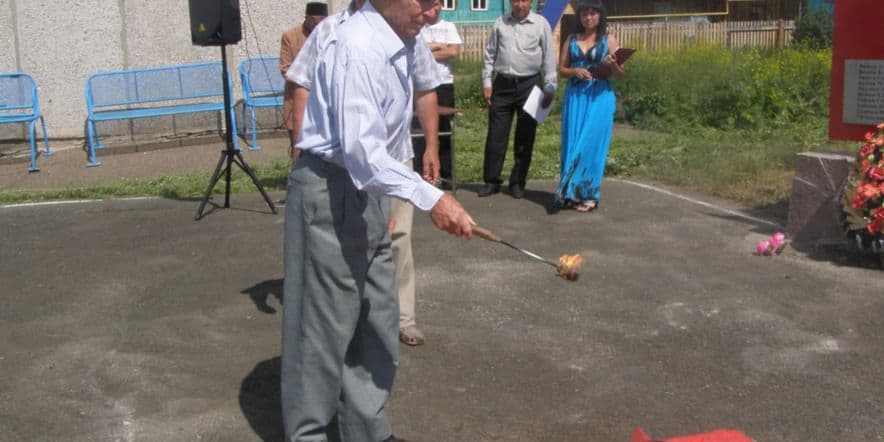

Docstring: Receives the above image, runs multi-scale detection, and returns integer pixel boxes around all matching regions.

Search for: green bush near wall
[616,46,831,131]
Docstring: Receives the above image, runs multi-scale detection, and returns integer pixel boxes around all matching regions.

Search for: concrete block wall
[0,0,333,151]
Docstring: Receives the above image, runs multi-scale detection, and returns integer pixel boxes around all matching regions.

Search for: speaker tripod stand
[195,44,276,220]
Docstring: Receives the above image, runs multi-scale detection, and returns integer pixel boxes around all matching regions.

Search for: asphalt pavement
[0,135,882,441]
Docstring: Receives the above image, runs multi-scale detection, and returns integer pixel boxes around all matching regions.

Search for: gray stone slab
[786,152,855,243]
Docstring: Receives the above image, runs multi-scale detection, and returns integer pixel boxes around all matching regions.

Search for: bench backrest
[239,56,284,98]
[0,72,40,116]
[86,62,227,111]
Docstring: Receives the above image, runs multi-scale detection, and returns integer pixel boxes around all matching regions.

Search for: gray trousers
[282,153,399,442]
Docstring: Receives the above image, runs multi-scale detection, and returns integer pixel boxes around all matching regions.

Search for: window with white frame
[442,0,455,10]
[471,0,487,11]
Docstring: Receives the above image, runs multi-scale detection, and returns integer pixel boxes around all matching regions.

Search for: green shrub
[792,9,833,49]
[615,46,831,132]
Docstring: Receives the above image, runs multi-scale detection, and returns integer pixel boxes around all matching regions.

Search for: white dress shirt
[286,1,440,164]
[287,4,440,94]
[297,1,443,212]
[418,19,462,85]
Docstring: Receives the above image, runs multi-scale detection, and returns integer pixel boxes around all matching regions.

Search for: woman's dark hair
[574,0,607,36]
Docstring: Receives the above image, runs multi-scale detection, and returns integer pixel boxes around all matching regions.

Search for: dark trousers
[413,83,454,180]
[483,73,540,189]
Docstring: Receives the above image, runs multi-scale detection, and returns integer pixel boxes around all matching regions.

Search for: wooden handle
[472,225,501,242]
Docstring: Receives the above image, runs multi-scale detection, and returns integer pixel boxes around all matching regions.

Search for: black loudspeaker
[189,0,242,46]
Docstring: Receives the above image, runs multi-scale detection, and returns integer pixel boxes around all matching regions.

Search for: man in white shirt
[280,0,475,440]
[286,0,444,349]
[413,0,461,187]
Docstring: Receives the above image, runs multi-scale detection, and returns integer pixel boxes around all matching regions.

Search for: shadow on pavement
[240,357,284,442]
[242,279,284,314]
[790,240,884,269]
[240,356,345,442]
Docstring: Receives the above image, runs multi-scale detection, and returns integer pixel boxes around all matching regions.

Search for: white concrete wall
[0,0,315,144]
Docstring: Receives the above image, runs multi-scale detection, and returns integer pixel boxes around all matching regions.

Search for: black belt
[495,73,539,83]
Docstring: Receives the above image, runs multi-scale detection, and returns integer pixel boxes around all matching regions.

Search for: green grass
[0,114,856,219]
[456,110,854,211]
[0,159,292,205]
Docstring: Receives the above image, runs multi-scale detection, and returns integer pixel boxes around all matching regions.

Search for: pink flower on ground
[756,239,771,256]
[869,167,884,181]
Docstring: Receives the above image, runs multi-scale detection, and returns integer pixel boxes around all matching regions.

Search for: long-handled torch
[471,225,584,281]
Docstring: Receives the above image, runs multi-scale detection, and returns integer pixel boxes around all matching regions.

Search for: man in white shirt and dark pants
[281,0,475,440]
[413,0,462,188]
[479,0,556,199]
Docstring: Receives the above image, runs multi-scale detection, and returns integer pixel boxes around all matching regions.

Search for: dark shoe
[477,183,500,197]
[510,185,525,199]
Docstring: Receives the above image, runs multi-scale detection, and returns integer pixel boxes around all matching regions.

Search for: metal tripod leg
[232,150,277,214]
[195,150,230,220]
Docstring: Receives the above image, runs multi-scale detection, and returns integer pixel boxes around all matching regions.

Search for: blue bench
[239,56,284,150]
[85,61,239,167]
[0,72,51,172]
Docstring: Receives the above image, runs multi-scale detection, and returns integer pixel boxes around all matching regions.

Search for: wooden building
[440,0,542,24]
[579,0,805,21]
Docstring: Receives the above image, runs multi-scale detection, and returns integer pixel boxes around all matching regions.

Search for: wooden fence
[458,26,494,63]
[456,19,795,62]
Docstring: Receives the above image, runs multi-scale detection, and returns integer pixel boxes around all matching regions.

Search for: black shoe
[477,183,500,197]
[510,185,525,199]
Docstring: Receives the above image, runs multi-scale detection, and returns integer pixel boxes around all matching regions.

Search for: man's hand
[414,89,440,183]
[541,90,554,108]
[388,216,396,235]
[422,146,441,185]
[430,194,474,238]
[483,87,492,106]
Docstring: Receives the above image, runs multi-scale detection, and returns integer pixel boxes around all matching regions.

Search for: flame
[557,253,584,281]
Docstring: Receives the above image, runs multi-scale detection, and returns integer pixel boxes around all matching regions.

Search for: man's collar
[507,12,534,23]
[363,0,407,59]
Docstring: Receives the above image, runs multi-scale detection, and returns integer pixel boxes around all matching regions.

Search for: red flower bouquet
[842,122,884,253]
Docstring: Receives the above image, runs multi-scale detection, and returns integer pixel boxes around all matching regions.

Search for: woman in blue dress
[555,0,624,212]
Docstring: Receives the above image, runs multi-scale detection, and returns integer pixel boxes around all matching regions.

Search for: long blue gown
[554,34,616,206]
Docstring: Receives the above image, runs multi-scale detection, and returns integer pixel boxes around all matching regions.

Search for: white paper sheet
[522,85,553,124]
